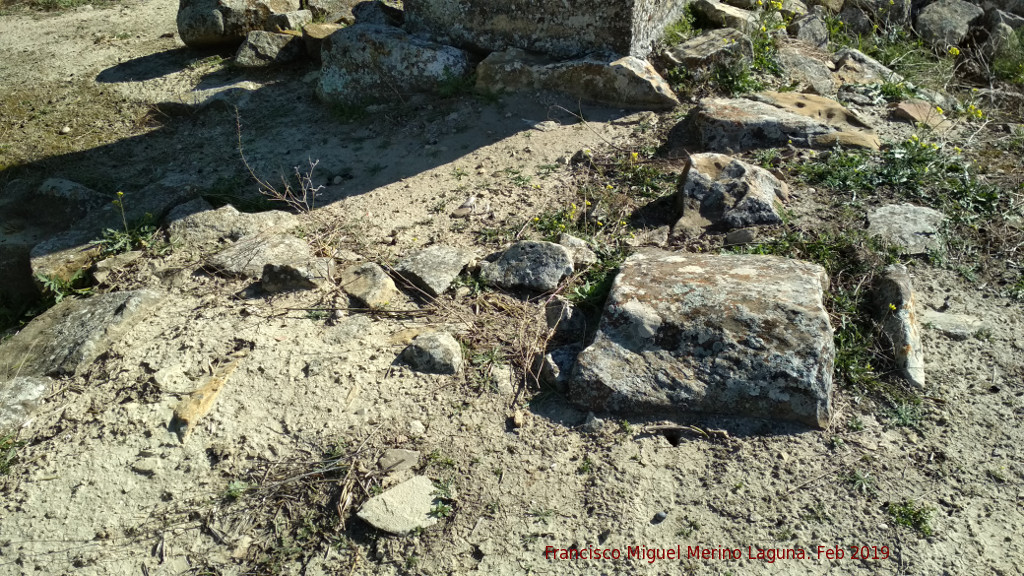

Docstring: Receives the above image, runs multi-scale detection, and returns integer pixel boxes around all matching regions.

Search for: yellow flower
[889,303,897,311]
[935,106,944,115]
[597,221,604,226]
[630,152,639,161]
[948,46,960,57]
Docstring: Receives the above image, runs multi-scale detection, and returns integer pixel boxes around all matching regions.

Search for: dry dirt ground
[1,2,1023,576]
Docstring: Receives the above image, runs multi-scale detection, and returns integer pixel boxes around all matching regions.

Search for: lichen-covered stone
[317,24,472,105]
[867,204,944,255]
[338,262,399,308]
[235,31,304,67]
[0,376,52,433]
[677,153,787,232]
[168,203,297,248]
[404,0,688,59]
[662,28,752,69]
[475,50,679,110]
[480,241,574,292]
[914,0,983,48]
[207,234,312,279]
[571,250,835,428]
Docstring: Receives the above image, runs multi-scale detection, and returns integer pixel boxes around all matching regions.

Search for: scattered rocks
[475,50,679,111]
[833,48,903,84]
[338,262,399,308]
[662,28,752,68]
[0,290,162,377]
[317,24,472,105]
[571,250,835,428]
[395,246,474,297]
[675,153,787,233]
[920,309,988,341]
[207,234,312,279]
[405,0,690,59]
[357,475,441,534]
[235,31,304,67]
[874,265,924,388]
[0,376,52,433]
[890,99,953,131]
[480,241,574,292]
[915,0,984,48]
[867,204,945,255]
[400,332,463,375]
[176,0,301,49]
[778,45,836,95]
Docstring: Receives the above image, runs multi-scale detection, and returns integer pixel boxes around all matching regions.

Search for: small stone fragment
[400,332,463,375]
[395,246,474,297]
[867,204,944,255]
[480,241,573,292]
[874,265,924,388]
[338,262,399,308]
[357,476,440,534]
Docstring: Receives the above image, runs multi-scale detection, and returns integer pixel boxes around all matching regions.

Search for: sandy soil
[0,2,1022,576]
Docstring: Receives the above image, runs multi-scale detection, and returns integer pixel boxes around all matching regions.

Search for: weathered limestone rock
[235,31,304,67]
[890,99,953,131]
[208,234,312,278]
[833,48,904,84]
[0,376,52,433]
[915,0,984,48]
[691,0,758,31]
[778,46,836,95]
[0,290,162,378]
[31,176,195,283]
[986,10,1024,56]
[400,332,463,375]
[155,81,263,115]
[395,246,474,297]
[317,24,472,105]
[788,13,829,50]
[303,23,345,63]
[260,259,335,293]
[357,476,441,534]
[540,344,584,391]
[558,234,598,269]
[268,9,312,31]
[840,0,910,33]
[168,203,297,247]
[480,241,574,292]
[920,309,988,341]
[676,153,787,234]
[662,28,753,68]
[867,204,944,255]
[475,50,680,111]
[693,92,878,151]
[874,265,924,388]
[36,179,107,228]
[404,0,689,59]
[176,0,302,49]
[571,250,835,428]
[338,262,399,308]
[545,296,587,342]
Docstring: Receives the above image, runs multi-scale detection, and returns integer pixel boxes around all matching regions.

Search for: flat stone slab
[357,475,440,534]
[168,203,297,248]
[0,290,162,377]
[921,309,988,341]
[395,246,473,297]
[571,250,835,428]
[207,234,312,279]
[867,204,945,255]
[0,376,52,433]
[400,332,463,375]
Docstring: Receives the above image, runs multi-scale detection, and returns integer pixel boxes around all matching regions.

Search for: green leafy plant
[35,269,92,304]
[1,434,25,475]
[887,499,934,536]
[661,6,699,46]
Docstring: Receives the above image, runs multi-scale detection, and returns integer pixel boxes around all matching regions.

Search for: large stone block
[571,250,835,427]
[404,0,689,59]
[317,24,472,105]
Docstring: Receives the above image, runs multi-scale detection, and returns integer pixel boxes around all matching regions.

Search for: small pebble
[652,511,668,524]
[59,126,71,134]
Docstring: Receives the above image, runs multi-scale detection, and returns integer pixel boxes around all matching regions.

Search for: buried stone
[571,250,835,427]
